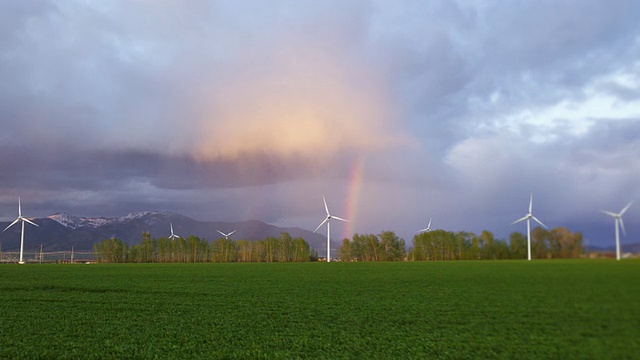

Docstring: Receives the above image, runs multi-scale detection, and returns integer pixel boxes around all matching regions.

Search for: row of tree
[338,231,407,261]
[93,226,583,263]
[336,227,582,262]
[406,227,583,261]
[93,232,317,263]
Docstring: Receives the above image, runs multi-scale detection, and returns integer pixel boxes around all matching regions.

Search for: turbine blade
[23,218,39,227]
[620,201,633,215]
[332,216,348,222]
[216,230,225,237]
[322,195,330,215]
[512,215,528,224]
[531,216,547,229]
[18,197,22,217]
[313,218,328,233]
[3,218,20,232]
[601,210,617,217]
[619,218,627,236]
[417,218,433,233]
[229,230,237,236]
[529,194,533,214]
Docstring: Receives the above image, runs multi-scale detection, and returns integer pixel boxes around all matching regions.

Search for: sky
[1,0,639,248]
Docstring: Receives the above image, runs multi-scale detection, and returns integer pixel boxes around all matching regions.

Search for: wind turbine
[602,201,632,261]
[216,229,237,240]
[512,194,547,261]
[3,197,39,264]
[168,223,180,240]
[313,195,348,262]
[417,218,432,233]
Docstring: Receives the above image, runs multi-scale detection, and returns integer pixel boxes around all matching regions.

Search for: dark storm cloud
[0,143,338,193]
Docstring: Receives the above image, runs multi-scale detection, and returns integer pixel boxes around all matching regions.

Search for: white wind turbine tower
[512,194,547,261]
[3,197,39,264]
[417,218,432,233]
[602,201,632,261]
[313,196,348,262]
[168,223,180,240]
[216,229,237,240]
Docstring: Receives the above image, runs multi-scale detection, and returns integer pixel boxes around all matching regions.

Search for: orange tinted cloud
[192,40,410,161]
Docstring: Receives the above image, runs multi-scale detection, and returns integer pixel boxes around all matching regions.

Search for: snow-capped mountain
[48,211,172,229]
[48,213,113,229]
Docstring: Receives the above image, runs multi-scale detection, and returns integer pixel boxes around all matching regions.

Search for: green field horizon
[1,260,638,359]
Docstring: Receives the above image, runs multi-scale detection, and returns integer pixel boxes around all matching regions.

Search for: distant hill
[0,211,327,252]
[584,242,640,254]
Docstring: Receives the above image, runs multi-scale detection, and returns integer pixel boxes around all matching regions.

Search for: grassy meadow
[0,260,638,359]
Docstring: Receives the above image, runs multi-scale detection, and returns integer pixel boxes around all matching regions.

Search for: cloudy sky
[1,0,639,248]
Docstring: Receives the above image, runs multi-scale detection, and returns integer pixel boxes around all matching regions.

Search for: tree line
[93,226,583,263]
[338,231,407,261]
[407,226,582,261]
[93,231,317,263]
[337,226,582,261]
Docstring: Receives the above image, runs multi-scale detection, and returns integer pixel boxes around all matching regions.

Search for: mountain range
[584,243,640,254]
[0,211,327,252]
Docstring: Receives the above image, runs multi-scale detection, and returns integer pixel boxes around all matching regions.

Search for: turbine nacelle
[4,198,39,232]
[417,218,432,233]
[512,214,547,229]
[168,223,180,240]
[602,201,632,237]
[217,229,237,240]
[512,194,547,229]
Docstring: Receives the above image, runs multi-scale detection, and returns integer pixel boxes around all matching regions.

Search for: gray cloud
[0,1,639,248]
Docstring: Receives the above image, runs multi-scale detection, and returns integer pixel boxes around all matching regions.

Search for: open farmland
[0,261,638,359]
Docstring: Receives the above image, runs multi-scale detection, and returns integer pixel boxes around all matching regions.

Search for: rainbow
[342,156,365,240]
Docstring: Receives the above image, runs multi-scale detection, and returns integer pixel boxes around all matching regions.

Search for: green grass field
[0,260,638,359]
